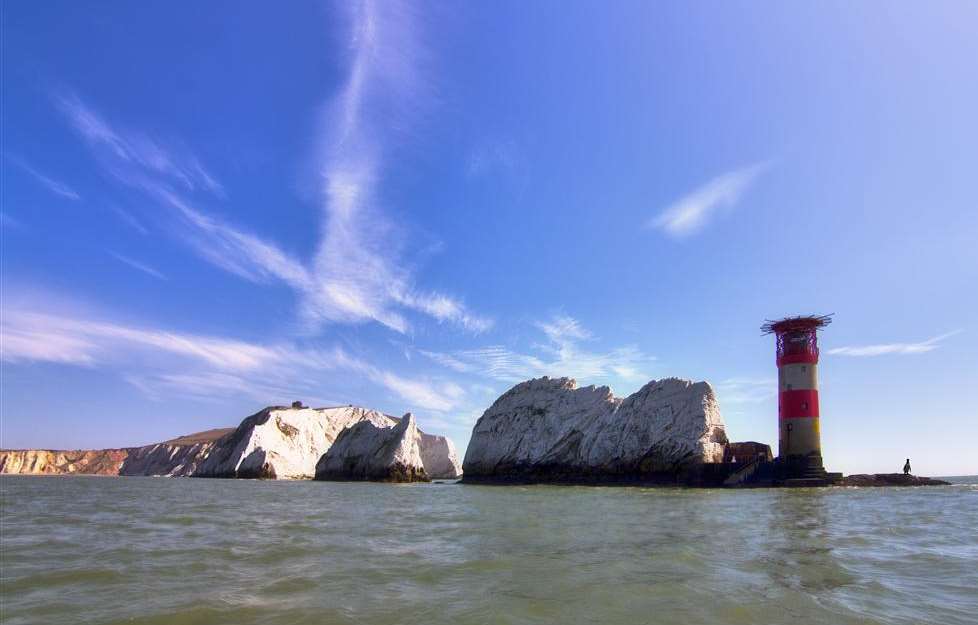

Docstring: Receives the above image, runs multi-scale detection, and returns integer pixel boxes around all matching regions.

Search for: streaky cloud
[305,0,492,335]
[55,92,224,197]
[1,303,466,413]
[5,155,81,200]
[420,314,654,385]
[108,252,167,281]
[53,23,492,336]
[826,330,962,357]
[650,161,770,237]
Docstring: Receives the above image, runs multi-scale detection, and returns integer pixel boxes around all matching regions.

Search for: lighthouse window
[802,402,808,410]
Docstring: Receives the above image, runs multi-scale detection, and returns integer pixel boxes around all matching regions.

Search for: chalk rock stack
[463,377,728,483]
[315,413,429,482]
[1,406,462,480]
[419,432,462,480]
[194,406,393,479]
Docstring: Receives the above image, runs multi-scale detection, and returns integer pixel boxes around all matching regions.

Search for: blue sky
[3,1,976,475]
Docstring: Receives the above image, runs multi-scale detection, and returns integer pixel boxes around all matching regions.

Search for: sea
[1,475,976,625]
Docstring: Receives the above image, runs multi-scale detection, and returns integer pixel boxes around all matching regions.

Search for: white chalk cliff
[315,413,428,482]
[462,377,728,482]
[193,406,393,479]
[192,405,462,480]
[119,441,216,476]
[0,429,232,476]
[1,406,461,480]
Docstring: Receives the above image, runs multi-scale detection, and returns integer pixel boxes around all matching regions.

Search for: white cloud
[374,372,463,413]
[650,161,769,237]
[420,314,654,386]
[714,377,777,404]
[106,204,149,234]
[537,314,591,346]
[1,310,278,371]
[1,305,464,414]
[6,156,81,200]
[54,8,491,336]
[109,252,167,280]
[826,331,961,357]
[56,92,224,196]
[301,0,491,335]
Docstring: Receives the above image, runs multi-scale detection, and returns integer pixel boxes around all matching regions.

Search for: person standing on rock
[903,458,911,475]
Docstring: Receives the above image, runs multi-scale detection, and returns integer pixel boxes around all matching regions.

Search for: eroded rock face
[462,376,728,483]
[419,432,462,479]
[194,406,394,479]
[0,449,129,475]
[1,407,461,481]
[119,442,216,476]
[315,413,429,482]
[1,428,230,477]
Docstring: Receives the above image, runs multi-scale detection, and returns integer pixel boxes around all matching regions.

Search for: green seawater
[1,476,976,625]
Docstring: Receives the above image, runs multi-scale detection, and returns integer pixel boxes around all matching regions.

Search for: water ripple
[1,476,976,625]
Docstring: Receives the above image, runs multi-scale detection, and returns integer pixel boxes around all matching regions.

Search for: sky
[2,1,977,476]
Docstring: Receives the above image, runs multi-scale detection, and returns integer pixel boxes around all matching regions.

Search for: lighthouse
[761,315,839,484]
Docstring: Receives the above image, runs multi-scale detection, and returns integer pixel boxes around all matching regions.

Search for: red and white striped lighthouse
[762,315,833,481]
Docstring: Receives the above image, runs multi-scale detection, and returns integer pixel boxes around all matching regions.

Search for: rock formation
[841,473,950,487]
[0,405,462,480]
[0,428,233,477]
[191,405,462,480]
[462,376,728,484]
[0,449,130,475]
[419,431,462,479]
[119,441,216,476]
[193,406,393,479]
[315,413,429,482]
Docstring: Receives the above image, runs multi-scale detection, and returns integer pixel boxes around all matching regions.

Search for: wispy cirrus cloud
[108,252,167,280]
[1,303,466,414]
[56,92,224,197]
[714,377,777,404]
[106,204,149,235]
[302,0,491,335]
[1,309,278,370]
[5,155,81,200]
[53,3,491,336]
[649,161,769,237]
[826,331,961,357]
[420,314,654,386]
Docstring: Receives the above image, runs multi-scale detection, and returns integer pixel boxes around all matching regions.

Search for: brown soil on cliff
[163,428,235,446]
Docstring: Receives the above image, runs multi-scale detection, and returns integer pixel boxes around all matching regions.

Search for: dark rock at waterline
[842,473,950,487]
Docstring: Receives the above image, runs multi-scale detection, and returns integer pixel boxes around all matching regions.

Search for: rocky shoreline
[2,377,952,489]
[840,473,950,487]
[1,404,460,482]
[460,376,949,489]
